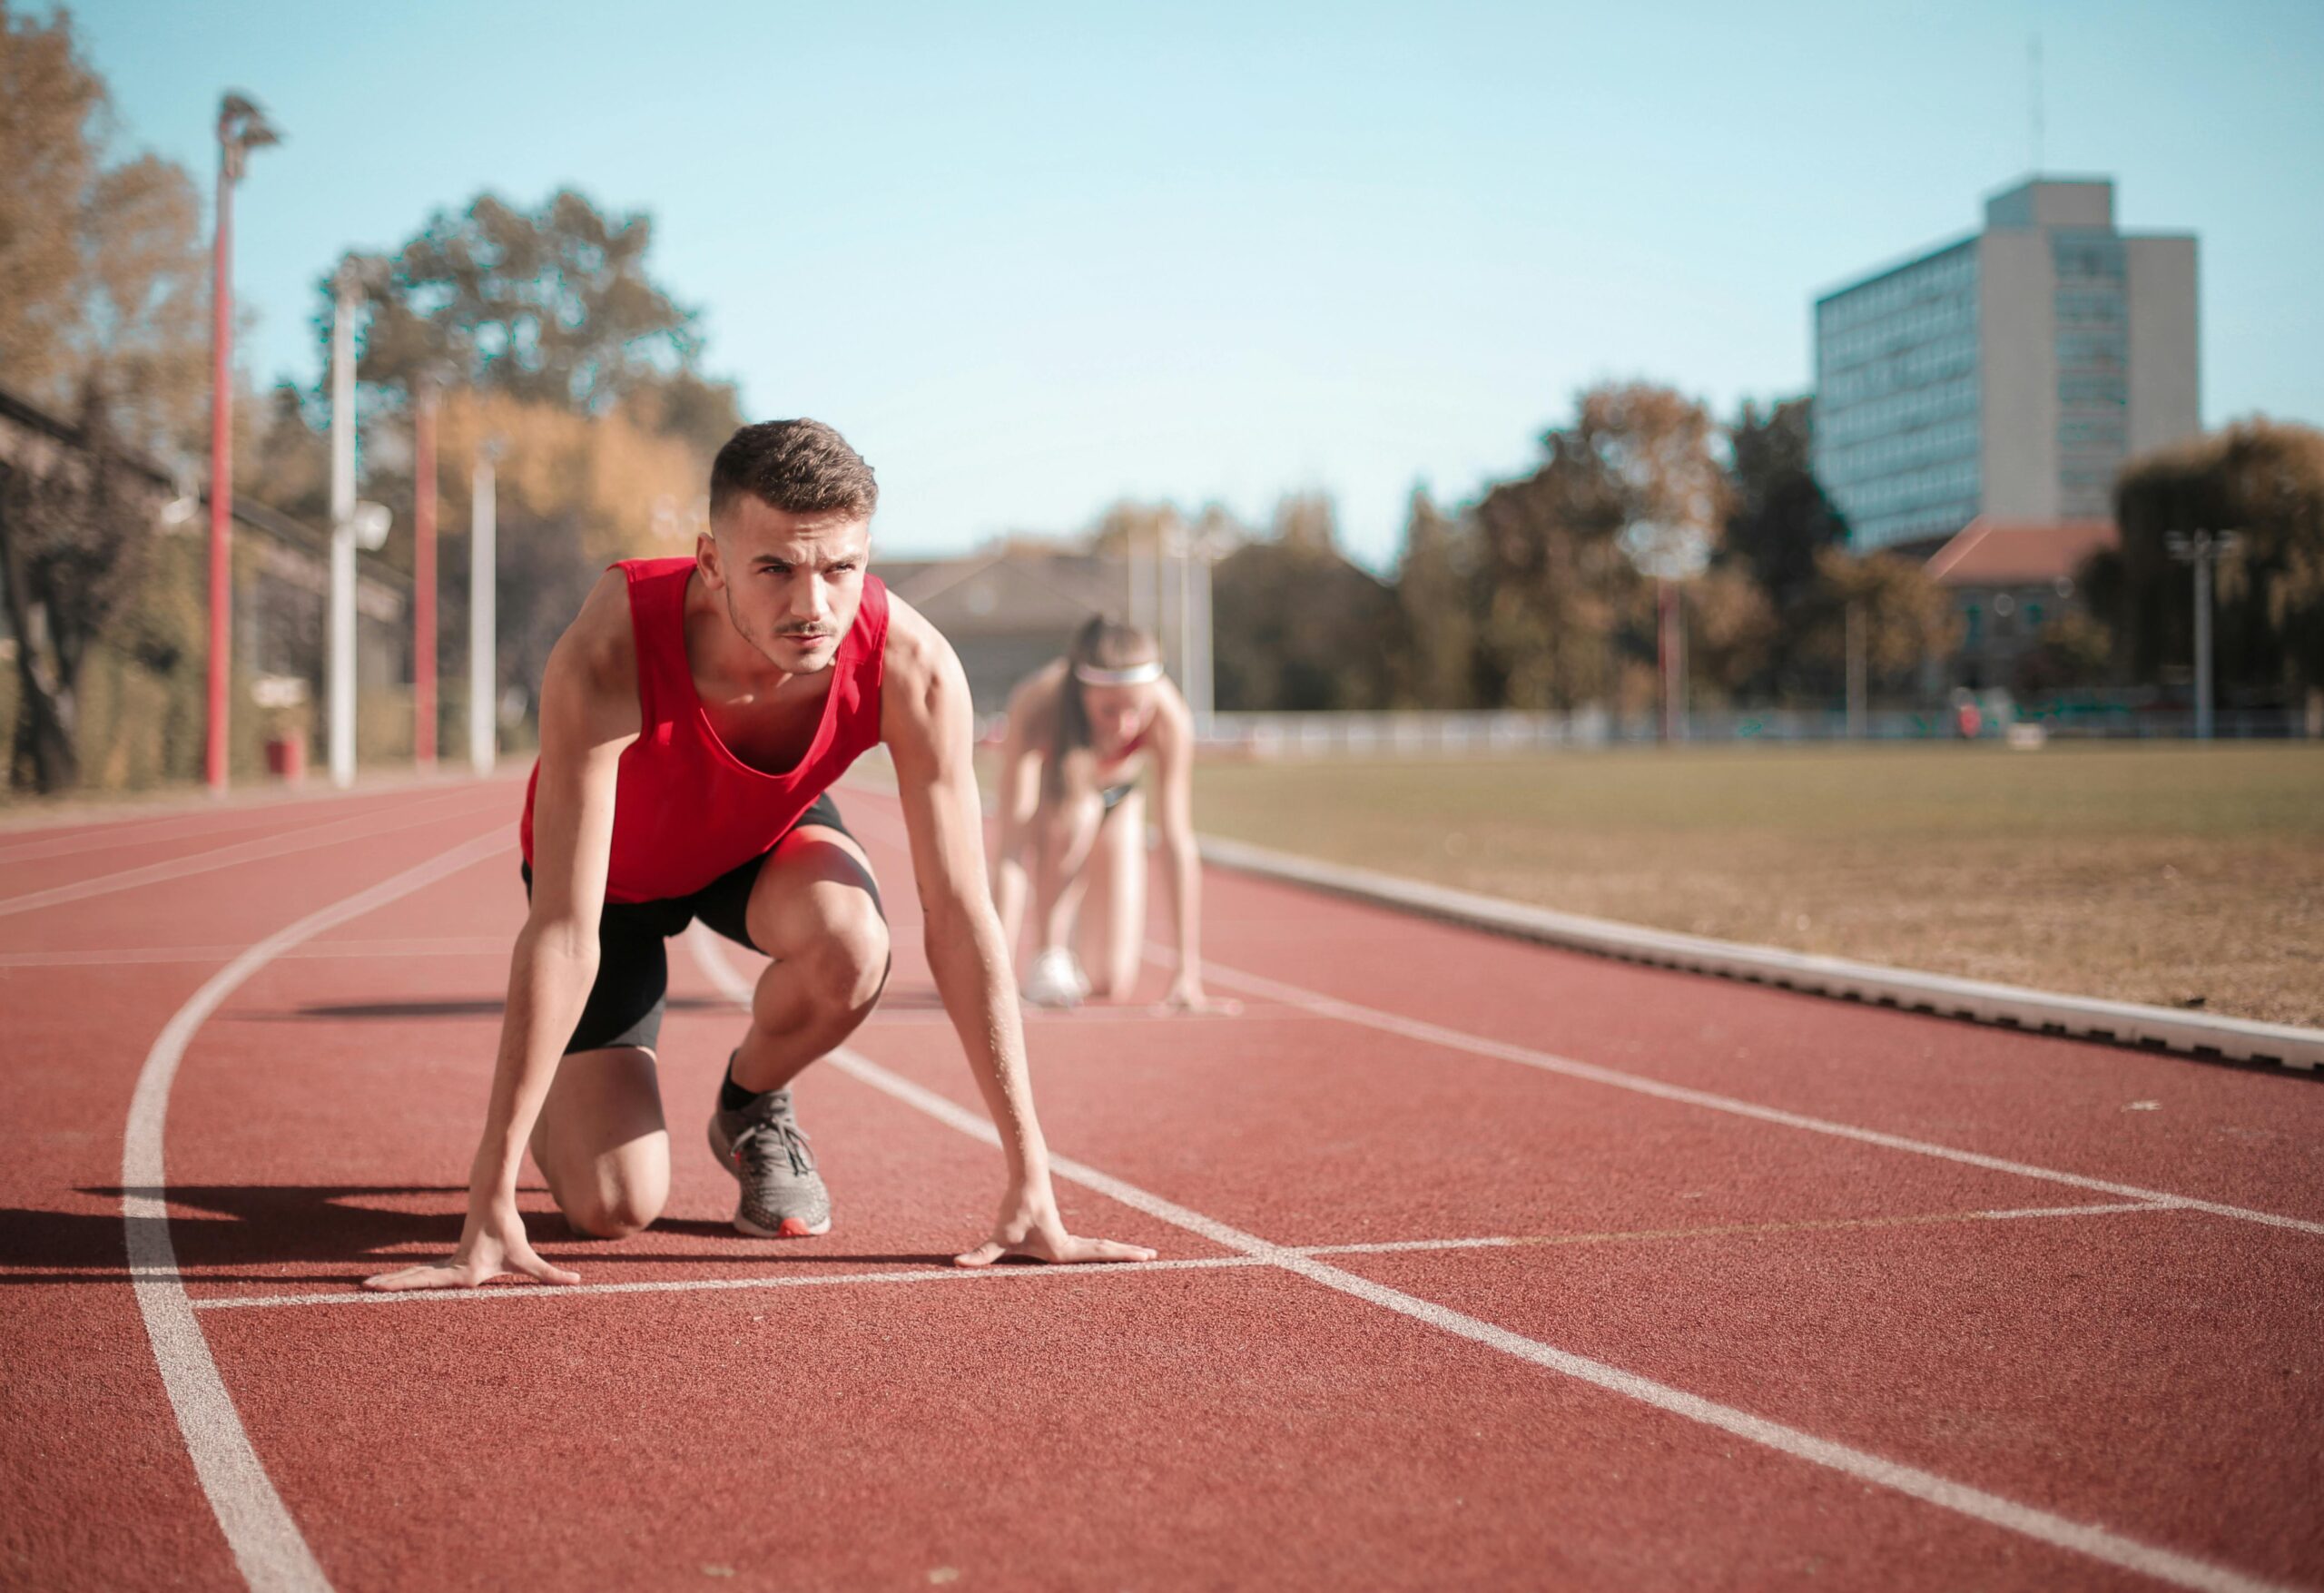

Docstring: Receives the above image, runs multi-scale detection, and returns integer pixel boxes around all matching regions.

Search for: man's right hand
[362,1194,582,1292]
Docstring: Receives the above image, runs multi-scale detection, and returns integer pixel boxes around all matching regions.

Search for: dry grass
[1189,742,2324,1030]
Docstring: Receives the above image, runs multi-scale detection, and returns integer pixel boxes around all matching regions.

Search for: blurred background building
[1812,177,2200,556]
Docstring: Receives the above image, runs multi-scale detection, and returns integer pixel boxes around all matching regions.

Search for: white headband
[1074,660,1164,687]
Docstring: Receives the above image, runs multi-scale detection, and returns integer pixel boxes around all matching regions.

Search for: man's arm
[881,598,1157,1267]
[366,572,639,1291]
[988,676,1049,960]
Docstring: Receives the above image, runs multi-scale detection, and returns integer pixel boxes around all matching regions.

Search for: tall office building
[1812,177,2199,554]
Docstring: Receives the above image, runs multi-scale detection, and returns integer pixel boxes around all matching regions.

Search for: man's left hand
[954,1189,1158,1267]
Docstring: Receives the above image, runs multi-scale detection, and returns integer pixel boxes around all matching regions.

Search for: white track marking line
[834,792,2322,1241]
[688,927,2287,1593]
[0,937,515,969]
[0,789,503,919]
[0,804,300,865]
[1168,950,2324,1240]
[182,1202,2164,1313]
[125,827,513,1593]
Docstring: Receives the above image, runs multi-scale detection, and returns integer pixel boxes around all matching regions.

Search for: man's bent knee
[556,1180,665,1241]
[803,896,890,1011]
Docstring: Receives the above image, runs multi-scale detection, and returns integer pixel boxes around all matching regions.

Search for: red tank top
[519,557,890,903]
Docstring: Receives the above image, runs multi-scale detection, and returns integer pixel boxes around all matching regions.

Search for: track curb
[1196,832,2323,1074]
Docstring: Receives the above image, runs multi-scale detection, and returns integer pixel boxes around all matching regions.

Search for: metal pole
[1128,526,1149,634]
[1195,547,1216,739]
[469,447,498,776]
[327,274,358,788]
[1175,534,1194,696]
[203,144,235,793]
[412,382,438,769]
[1657,580,1675,742]
[2194,546,2213,742]
[1846,597,1867,739]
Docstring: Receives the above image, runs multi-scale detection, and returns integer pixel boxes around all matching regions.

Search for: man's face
[1081,680,1157,758]
[698,497,872,675]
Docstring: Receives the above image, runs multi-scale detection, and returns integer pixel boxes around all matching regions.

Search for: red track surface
[4,775,2320,1591]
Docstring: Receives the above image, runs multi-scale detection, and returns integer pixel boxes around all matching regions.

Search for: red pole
[413,382,438,768]
[203,147,234,792]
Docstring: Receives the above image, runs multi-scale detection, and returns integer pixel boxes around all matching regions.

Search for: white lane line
[0,804,297,866]
[1173,951,2324,1240]
[0,938,515,969]
[688,927,2286,1593]
[834,791,2324,1244]
[182,1202,2167,1313]
[125,827,513,1593]
[0,789,504,919]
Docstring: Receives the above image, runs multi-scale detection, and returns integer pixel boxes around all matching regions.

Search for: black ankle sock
[719,1056,762,1115]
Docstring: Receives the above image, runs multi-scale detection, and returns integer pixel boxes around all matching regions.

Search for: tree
[323,189,742,443]
[1796,548,1959,699]
[2097,418,2324,703]
[1466,382,1726,710]
[1392,485,1481,708]
[0,5,212,792]
[0,385,152,790]
[1720,396,1847,694]
[426,389,705,726]
[1212,494,1401,711]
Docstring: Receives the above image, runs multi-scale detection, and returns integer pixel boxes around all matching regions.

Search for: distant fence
[1200,706,2312,754]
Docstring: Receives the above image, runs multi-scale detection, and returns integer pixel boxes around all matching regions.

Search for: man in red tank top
[368,420,1154,1291]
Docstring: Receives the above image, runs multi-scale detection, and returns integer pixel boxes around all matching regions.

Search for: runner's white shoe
[1023,946,1088,1008]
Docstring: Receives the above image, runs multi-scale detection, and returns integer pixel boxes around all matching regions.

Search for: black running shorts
[518,790,881,1056]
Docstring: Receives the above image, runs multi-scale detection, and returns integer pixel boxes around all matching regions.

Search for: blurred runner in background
[991,618,1236,1013]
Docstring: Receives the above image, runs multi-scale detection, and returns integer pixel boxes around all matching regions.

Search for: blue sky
[62,0,2324,567]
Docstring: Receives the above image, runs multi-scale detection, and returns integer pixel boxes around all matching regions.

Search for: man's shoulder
[543,568,641,729]
[876,591,959,691]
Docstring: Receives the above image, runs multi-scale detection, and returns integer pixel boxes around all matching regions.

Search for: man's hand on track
[362,1197,582,1291]
[954,1192,1157,1268]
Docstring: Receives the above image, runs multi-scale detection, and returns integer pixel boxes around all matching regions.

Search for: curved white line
[124,828,511,1591]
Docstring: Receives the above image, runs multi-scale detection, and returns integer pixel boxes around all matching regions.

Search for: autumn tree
[0,5,214,791]
[2094,419,2324,706]
[1795,548,1959,700]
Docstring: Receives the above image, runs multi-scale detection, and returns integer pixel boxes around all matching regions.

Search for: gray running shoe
[707,1085,832,1238]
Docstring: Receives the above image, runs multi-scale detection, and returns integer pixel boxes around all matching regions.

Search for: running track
[2,774,2319,1591]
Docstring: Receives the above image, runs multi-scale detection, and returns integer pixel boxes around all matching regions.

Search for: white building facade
[1812,178,2200,554]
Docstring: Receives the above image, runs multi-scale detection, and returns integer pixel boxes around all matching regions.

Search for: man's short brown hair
[709,419,878,522]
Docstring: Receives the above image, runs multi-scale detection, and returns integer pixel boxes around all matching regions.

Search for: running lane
[0,782,519,1592]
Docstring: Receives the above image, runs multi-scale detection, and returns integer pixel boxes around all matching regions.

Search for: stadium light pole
[412,377,438,770]
[2166,529,2240,742]
[202,93,281,793]
[469,437,503,776]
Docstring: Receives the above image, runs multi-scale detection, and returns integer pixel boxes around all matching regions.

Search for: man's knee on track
[559,1181,665,1241]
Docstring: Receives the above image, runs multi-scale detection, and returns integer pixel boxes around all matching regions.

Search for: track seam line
[1,789,507,919]
[688,927,2288,1593]
[124,825,514,1593]
[832,791,2320,1241]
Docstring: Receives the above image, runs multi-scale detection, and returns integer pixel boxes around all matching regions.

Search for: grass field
[1188,742,2324,1030]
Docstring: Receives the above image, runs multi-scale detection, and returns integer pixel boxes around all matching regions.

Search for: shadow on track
[0,1187,956,1283]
